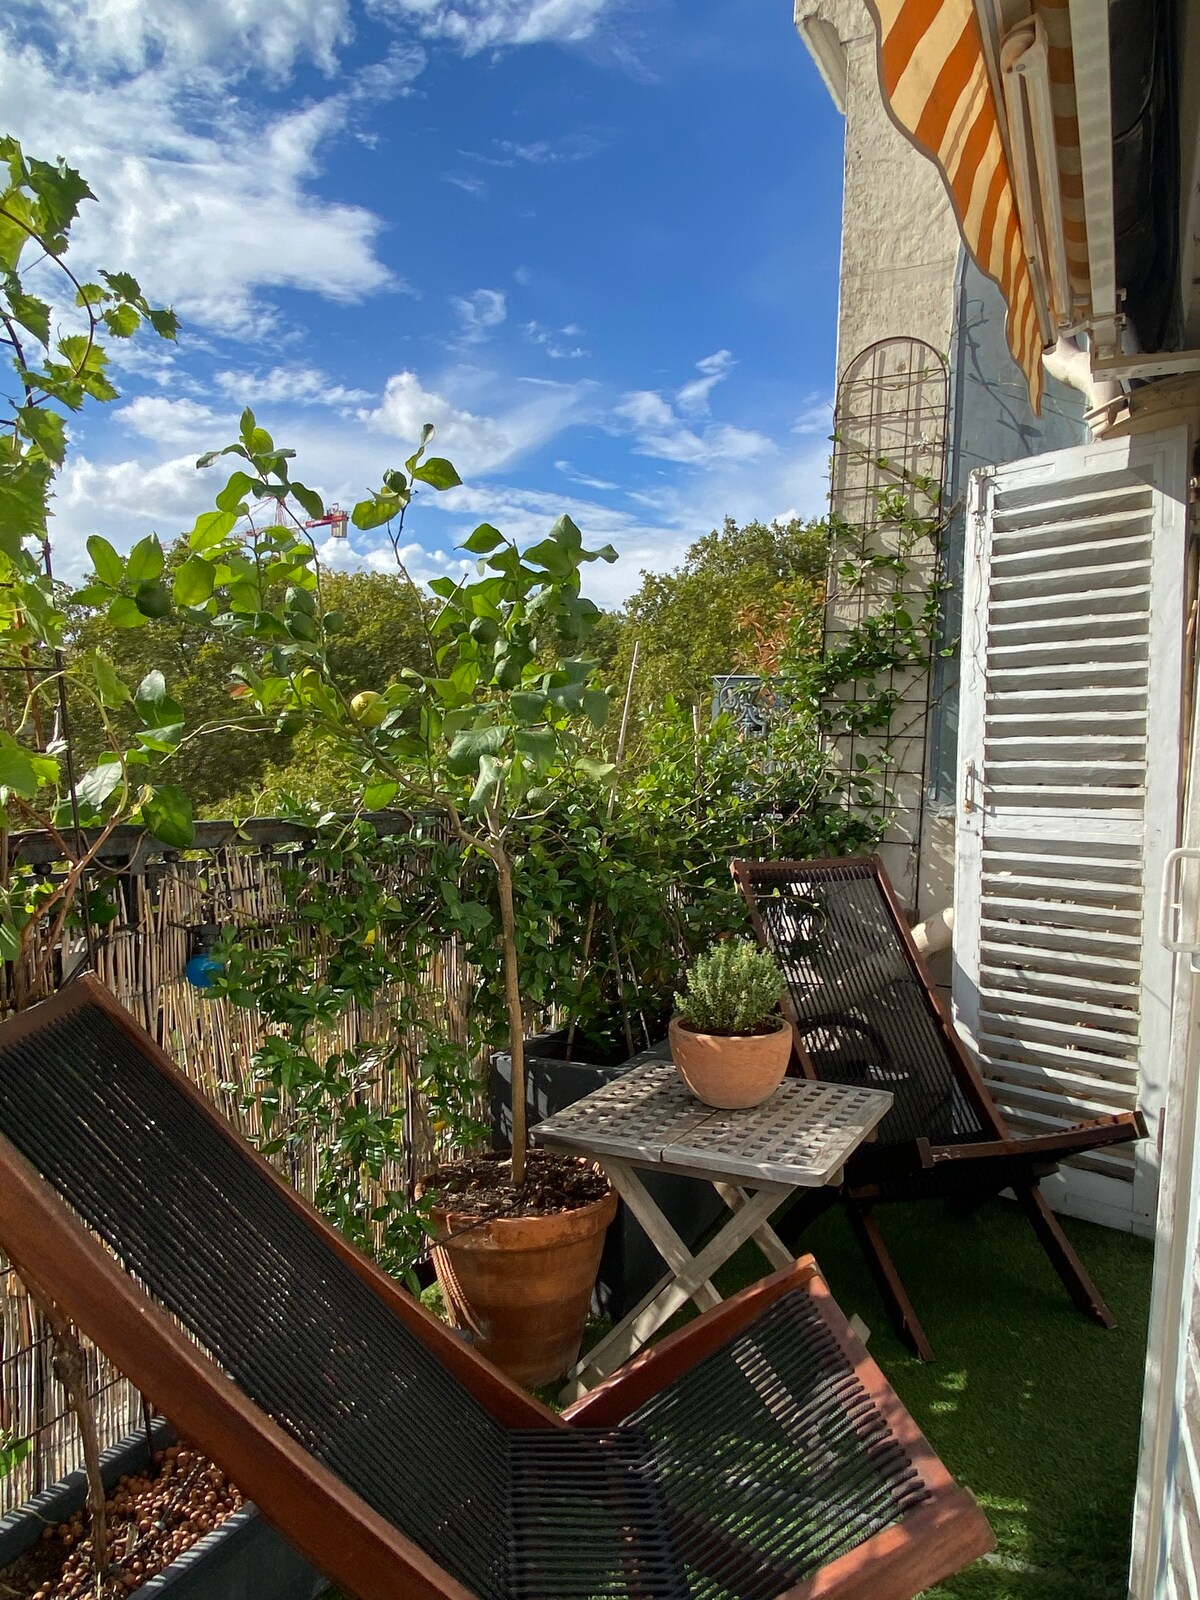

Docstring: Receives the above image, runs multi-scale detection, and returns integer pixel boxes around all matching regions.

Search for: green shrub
[674,939,785,1035]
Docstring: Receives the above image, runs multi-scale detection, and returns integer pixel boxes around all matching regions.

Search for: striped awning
[865,0,1048,413]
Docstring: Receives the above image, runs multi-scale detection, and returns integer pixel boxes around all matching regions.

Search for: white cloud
[51,450,216,574]
[675,348,734,416]
[793,392,834,435]
[215,366,372,407]
[442,170,489,197]
[45,396,832,605]
[0,44,399,335]
[117,395,232,447]
[367,0,616,52]
[523,320,589,359]
[555,459,617,490]
[612,381,773,466]
[14,0,354,77]
[366,367,593,473]
[463,132,606,167]
[450,289,508,343]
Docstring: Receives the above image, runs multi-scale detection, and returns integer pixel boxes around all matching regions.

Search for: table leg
[562,1171,791,1401]
[713,1182,795,1271]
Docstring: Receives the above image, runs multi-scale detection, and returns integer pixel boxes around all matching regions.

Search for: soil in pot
[423,1148,617,1388]
[1,1445,244,1599]
[668,1014,792,1108]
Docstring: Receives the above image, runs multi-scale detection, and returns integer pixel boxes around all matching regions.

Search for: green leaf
[577,756,617,785]
[0,733,40,799]
[523,537,573,576]
[514,727,555,772]
[99,268,140,301]
[0,923,21,963]
[469,752,505,811]
[6,284,50,345]
[125,534,164,584]
[135,670,167,709]
[89,651,131,707]
[582,688,610,728]
[106,594,149,629]
[0,455,51,539]
[291,482,324,521]
[76,761,123,809]
[17,405,66,465]
[101,303,140,338]
[411,457,461,491]
[142,786,194,849]
[509,691,547,725]
[86,534,123,587]
[351,493,401,531]
[216,471,257,513]
[363,780,399,811]
[446,724,505,777]
[29,155,93,241]
[141,306,176,339]
[134,580,171,618]
[189,509,239,552]
[462,522,503,555]
[174,555,215,606]
[404,423,435,474]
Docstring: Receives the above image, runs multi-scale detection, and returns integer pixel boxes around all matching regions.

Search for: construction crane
[303,505,349,541]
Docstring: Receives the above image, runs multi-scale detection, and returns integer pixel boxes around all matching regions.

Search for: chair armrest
[847,1136,934,1183]
[928,1110,1146,1168]
[563,1256,821,1426]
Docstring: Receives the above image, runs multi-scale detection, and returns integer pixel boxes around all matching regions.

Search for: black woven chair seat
[0,1000,933,1600]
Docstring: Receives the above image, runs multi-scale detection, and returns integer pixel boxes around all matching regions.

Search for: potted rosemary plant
[669,939,791,1108]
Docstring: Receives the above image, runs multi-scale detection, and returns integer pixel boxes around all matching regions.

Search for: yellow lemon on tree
[350,690,386,728]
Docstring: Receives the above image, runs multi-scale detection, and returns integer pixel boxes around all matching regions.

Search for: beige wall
[797,0,960,929]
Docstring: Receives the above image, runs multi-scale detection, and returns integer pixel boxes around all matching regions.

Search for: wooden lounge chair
[733,856,1146,1362]
[0,976,991,1600]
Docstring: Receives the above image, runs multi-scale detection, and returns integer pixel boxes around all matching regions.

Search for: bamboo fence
[0,816,480,1517]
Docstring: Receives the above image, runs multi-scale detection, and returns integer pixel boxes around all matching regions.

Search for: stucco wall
[795,0,1086,942]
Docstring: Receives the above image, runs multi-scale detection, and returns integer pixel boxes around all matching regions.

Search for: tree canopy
[68,550,433,814]
[609,515,829,720]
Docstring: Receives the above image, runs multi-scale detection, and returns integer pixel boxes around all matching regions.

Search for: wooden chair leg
[1016,1184,1116,1329]
[845,1201,936,1362]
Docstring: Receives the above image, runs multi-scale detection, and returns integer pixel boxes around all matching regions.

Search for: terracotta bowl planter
[427,1181,617,1388]
[668,1014,791,1109]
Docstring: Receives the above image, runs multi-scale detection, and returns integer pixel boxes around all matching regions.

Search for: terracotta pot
[668,1014,791,1109]
[427,1181,618,1387]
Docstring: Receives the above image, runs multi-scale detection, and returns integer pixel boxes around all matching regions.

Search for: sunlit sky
[4,0,845,603]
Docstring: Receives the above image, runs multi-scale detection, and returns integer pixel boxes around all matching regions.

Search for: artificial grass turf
[331,1196,1153,1600]
[707,1196,1154,1600]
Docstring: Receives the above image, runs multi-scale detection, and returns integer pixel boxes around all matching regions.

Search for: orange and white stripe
[865,0,1046,413]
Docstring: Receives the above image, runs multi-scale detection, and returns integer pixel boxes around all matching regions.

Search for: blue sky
[3,0,845,604]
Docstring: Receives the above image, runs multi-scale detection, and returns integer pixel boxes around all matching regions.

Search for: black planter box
[492,1035,725,1319]
[0,1422,326,1600]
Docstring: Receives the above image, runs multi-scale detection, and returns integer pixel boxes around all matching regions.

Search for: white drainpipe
[1042,335,1125,436]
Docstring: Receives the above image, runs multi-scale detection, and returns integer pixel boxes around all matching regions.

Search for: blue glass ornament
[184,951,222,990]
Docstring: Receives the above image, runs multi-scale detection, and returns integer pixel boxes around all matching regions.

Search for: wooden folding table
[533,1059,892,1401]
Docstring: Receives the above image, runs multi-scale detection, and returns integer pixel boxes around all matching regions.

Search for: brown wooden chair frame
[0,977,991,1600]
[733,855,1146,1362]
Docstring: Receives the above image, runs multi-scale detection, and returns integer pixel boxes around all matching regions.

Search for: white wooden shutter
[954,426,1189,1235]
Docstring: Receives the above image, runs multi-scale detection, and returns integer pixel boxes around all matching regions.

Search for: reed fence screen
[0,815,478,1516]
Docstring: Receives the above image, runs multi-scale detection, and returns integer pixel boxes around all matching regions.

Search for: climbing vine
[783,457,951,830]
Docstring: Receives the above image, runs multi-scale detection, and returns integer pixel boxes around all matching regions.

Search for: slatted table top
[532,1061,893,1186]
